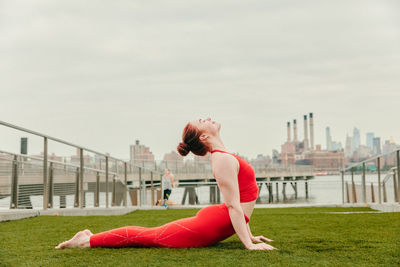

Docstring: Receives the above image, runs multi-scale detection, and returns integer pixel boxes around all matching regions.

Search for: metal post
[43,137,48,210]
[10,155,19,209]
[351,168,357,203]
[124,162,127,208]
[105,156,109,208]
[139,167,142,207]
[48,162,54,208]
[371,183,375,203]
[383,181,387,202]
[397,150,400,203]
[112,175,116,206]
[341,171,344,204]
[74,167,79,207]
[95,171,100,207]
[377,157,381,204]
[151,171,154,206]
[79,148,84,208]
[393,171,398,202]
[362,162,366,204]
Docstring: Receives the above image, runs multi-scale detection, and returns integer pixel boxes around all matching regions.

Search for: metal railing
[340,149,400,204]
[0,120,164,210]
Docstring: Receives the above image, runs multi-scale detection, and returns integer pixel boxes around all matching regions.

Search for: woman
[55,118,276,250]
[161,168,175,207]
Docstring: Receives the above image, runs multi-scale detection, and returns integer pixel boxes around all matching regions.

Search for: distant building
[356,145,370,160]
[345,134,352,157]
[70,148,92,165]
[372,137,381,155]
[326,127,332,151]
[366,132,374,152]
[250,154,271,171]
[302,146,345,173]
[352,128,360,152]
[382,138,397,166]
[130,140,155,167]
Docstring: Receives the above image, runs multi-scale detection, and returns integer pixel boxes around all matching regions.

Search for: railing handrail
[0,149,121,176]
[343,149,400,171]
[0,120,162,175]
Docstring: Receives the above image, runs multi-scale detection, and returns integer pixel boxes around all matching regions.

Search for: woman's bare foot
[55,229,93,249]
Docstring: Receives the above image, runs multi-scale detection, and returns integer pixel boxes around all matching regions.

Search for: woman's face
[190,117,221,136]
[164,169,170,175]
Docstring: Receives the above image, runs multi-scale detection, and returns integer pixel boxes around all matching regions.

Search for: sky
[1,0,400,160]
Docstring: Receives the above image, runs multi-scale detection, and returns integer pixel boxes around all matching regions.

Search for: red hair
[177,123,210,156]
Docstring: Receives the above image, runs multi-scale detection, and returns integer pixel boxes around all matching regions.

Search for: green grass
[0,207,399,267]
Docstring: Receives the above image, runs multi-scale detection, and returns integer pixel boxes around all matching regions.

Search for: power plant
[280,113,345,174]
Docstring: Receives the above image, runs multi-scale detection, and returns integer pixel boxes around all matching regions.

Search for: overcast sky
[1,0,399,160]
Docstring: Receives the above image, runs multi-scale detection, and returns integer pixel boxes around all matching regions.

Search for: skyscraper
[326,127,332,151]
[366,132,374,152]
[372,137,381,155]
[345,134,352,157]
[352,128,361,152]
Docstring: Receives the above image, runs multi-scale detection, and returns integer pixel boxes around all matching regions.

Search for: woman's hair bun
[177,142,190,156]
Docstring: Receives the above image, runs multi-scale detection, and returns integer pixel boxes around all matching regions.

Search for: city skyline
[1,1,400,159]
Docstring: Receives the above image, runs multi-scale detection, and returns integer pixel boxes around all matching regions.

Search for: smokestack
[303,115,309,150]
[293,119,298,142]
[309,112,314,150]
[287,122,291,141]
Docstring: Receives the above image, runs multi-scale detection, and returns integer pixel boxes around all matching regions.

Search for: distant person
[56,117,275,250]
[162,168,175,207]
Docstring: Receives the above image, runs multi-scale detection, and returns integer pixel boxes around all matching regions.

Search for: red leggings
[90,203,249,248]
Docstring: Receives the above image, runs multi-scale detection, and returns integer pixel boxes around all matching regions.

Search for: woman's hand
[251,235,273,243]
[246,242,277,250]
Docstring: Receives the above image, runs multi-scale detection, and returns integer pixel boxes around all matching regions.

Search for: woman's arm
[212,153,275,250]
[212,153,252,248]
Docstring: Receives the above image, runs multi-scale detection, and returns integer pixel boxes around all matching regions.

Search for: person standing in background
[162,168,175,207]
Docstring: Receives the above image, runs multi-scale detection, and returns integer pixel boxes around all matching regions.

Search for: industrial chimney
[287,122,291,141]
[303,115,309,150]
[309,112,314,150]
[293,119,298,142]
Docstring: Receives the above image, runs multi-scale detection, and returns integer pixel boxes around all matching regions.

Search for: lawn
[0,207,399,267]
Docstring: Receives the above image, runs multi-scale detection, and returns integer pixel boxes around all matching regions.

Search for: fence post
[48,162,54,208]
[43,137,48,210]
[95,171,100,207]
[393,171,398,202]
[105,156,109,208]
[341,171,344,204]
[112,175,116,206]
[362,162,366,204]
[151,171,154,206]
[79,148,84,209]
[74,167,79,207]
[139,167,142,207]
[377,157,381,204]
[371,183,375,203]
[351,168,357,203]
[397,150,400,203]
[124,162,127,208]
[10,155,18,209]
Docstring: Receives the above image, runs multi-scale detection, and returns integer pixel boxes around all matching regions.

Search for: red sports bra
[211,150,259,203]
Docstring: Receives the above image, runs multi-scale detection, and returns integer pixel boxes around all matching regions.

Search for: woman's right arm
[212,154,275,250]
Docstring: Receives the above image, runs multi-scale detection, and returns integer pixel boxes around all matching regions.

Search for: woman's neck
[208,136,226,152]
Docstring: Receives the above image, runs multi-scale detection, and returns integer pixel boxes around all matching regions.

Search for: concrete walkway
[1,203,398,222]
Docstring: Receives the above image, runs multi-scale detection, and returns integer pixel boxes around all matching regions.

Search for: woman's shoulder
[211,152,239,171]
